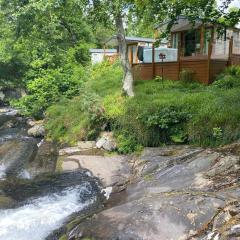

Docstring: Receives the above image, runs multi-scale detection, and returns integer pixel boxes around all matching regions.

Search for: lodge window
[172,33,179,49]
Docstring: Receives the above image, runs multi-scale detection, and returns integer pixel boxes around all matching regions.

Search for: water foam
[0,183,95,240]
[0,164,6,179]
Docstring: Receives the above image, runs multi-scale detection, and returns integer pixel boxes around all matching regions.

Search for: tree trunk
[115,15,134,97]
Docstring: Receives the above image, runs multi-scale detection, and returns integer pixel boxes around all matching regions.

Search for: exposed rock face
[61,155,130,187]
[59,141,98,156]
[57,145,240,240]
[26,140,58,177]
[96,132,117,151]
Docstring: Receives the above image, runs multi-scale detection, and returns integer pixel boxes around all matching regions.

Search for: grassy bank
[45,62,240,152]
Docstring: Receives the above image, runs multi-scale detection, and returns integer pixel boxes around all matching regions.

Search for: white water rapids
[0,164,6,180]
[0,184,95,240]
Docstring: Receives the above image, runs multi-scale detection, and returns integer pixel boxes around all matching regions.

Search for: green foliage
[45,62,240,152]
[179,69,196,83]
[139,106,191,143]
[213,66,240,89]
[103,94,126,121]
[45,90,104,144]
[116,132,142,154]
[13,67,87,118]
[45,61,122,144]
[87,61,123,97]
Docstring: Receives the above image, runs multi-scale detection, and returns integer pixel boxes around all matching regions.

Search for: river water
[0,108,102,240]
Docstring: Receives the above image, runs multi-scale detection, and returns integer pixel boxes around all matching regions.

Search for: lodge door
[184,31,196,56]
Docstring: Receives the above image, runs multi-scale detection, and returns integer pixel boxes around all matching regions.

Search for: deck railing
[233,39,240,55]
[211,39,230,60]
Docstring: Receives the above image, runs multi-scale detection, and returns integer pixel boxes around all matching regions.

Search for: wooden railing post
[152,43,155,79]
[177,39,181,80]
[200,26,205,54]
[228,36,233,66]
[207,37,213,84]
[130,45,133,67]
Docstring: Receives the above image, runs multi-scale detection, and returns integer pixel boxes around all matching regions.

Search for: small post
[228,36,233,66]
[159,53,166,86]
[103,44,106,56]
[152,43,155,79]
[130,45,133,67]
[177,39,181,80]
[200,26,205,54]
[207,35,213,84]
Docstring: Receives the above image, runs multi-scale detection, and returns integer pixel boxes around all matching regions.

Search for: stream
[0,108,103,240]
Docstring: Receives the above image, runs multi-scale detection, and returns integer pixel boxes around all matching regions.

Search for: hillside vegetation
[45,62,240,153]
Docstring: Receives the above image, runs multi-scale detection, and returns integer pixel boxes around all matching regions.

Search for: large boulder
[27,122,45,137]
[96,132,117,151]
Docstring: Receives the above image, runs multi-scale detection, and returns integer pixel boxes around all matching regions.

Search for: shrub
[103,94,126,121]
[213,74,240,89]
[179,69,196,83]
[116,132,142,154]
[224,65,240,76]
[13,67,87,118]
[45,90,105,144]
[139,105,191,144]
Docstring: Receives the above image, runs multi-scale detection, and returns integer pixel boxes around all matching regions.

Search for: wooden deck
[130,34,240,84]
[132,54,240,84]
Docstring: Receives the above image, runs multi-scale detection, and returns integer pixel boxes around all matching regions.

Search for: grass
[45,62,240,150]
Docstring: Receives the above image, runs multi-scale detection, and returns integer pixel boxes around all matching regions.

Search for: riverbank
[1,107,240,240]
[0,108,105,240]
[53,143,240,240]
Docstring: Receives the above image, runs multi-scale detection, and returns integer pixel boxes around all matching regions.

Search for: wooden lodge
[105,16,240,84]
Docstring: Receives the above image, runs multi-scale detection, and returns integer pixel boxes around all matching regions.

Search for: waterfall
[0,183,95,240]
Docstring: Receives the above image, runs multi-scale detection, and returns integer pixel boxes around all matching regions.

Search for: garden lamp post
[159,53,166,85]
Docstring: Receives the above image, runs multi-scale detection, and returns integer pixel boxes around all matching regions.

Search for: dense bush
[45,90,104,144]
[213,66,240,89]
[13,66,88,119]
[45,61,122,144]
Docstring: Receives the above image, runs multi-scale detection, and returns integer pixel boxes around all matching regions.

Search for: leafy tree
[135,0,240,37]
[88,0,136,96]
[0,0,93,85]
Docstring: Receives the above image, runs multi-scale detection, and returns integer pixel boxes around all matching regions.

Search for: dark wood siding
[155,62,179,80]
[180,59,209,84]
[132,64,153,80]
[209,60,228,84]
[132,56,239,84]
[133,59,209,84]
[231,54,240,66]
[132,62,179,81]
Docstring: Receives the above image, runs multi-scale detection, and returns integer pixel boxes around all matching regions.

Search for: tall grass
[45,62,240,149]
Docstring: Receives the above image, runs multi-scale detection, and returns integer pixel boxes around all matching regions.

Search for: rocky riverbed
[1,107,240,240]
[0,108,104,240]
[54,144,240,240]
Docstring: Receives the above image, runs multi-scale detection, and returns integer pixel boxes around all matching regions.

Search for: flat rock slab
[62,155,130,187]
[61,144,240,240]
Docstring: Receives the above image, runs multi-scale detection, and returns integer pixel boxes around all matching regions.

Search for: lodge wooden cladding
[104,18,240,84]
[131,36,240,84]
